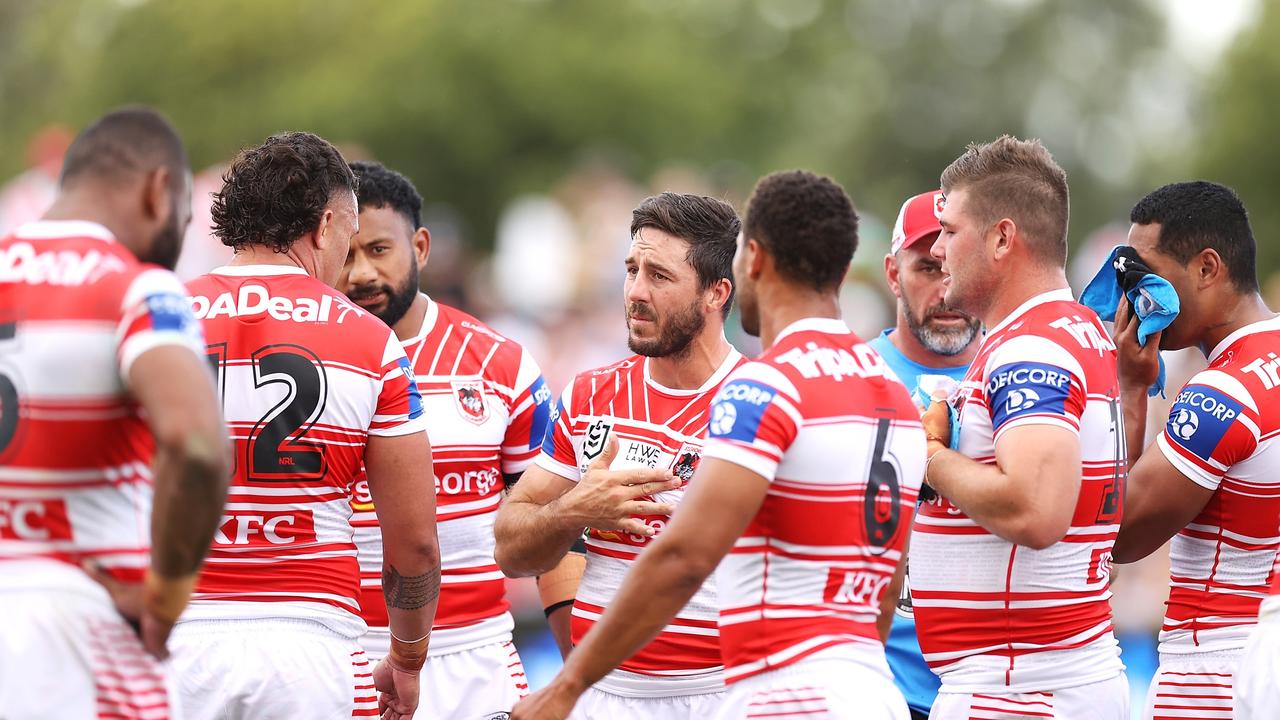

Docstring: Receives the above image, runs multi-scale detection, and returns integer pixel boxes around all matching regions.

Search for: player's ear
[744,237,766,279]
[884,253,901,297]
[313,209,335,251]
[141,166,170,223]
[413,227,431,269]
[1195,247,1224,289]
[706,277,731,316]
[991,217,1016,260]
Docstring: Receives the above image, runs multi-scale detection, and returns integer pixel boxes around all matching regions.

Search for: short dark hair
[1130,180,1258,292]
[350,161,423,230]
[60,106,188,190]
[743,170,858,292]
[940,135,1069,264]
[211,132,357,254]
[631,192,740,319]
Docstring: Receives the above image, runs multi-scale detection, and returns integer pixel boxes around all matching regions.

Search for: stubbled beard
[902,292,981,357]
[626,298,705,358]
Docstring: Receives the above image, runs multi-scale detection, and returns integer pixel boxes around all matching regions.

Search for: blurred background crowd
[3,0,1278,715]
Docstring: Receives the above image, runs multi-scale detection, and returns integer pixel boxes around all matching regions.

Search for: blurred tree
[0,0,1181,255]
[1197,0,1280,279]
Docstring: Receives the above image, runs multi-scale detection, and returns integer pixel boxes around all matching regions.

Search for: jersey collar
[401,293,439,347]
[12,220,115,243]
[1208,315,1280,363]
[773,317,852,345]
[643,343,743,396]
[986,287,1074,337]
[209,264,309,276]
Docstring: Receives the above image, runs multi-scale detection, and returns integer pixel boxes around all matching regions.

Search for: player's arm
[1114,297,1163,465]
[494,439,679,578]
[923,408,1081,550]
[127,344,230,656]
[877,535,910,643]
[365,430,439,716]
[537,539,587,658]
[511,458,770,720]
[1112,447,1214,563]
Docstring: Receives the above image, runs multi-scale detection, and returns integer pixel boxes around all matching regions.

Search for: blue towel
[1080,245,1180,397]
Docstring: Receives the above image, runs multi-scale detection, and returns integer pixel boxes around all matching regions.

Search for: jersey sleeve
[982,334,1088,442]
[533,384,582,482]
[116,268,206,382]
[368,331,428,437]
[500,347,554,475]
[700,362,803,482]
[1156,369,1261,491]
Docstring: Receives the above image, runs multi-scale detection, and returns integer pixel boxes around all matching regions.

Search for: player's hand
[559,436,682,536]
[82,562,190,660]
[373,657,421,720]
[1114,297,1161,393]
[510,680,581,720]
[921,399,951,456]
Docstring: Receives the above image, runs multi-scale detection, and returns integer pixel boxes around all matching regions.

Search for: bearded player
[495,192,743,718]
[338,160,553,718]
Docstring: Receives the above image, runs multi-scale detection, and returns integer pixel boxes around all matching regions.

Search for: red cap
[891,190,945,254]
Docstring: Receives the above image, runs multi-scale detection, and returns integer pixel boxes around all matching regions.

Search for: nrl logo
[581,418,613,461]
[451,379,489,425]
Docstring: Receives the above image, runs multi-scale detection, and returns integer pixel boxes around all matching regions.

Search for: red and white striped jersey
[0,220,205,590]
[536,348,744,695]
[911,289,1125,692]
[701,318,925,685]
[1154,316,1280,654]
[351,295,552,652]
[184,265,426,638]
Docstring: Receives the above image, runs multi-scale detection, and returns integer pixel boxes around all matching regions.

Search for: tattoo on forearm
[382,564,441,610]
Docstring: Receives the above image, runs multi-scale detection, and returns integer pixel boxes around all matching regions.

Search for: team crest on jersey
[671,442,702,482]
[451,380,489,424]
[581,418,613,462]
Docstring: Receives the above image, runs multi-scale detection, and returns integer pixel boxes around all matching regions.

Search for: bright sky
[1163,0,1259,66]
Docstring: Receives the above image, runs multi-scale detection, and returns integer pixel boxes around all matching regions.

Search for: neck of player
[649,330,734,390]
[392,292,431,342]
[981,267,1071,330]
[756,283,842,350]
[1198,291,1276,357]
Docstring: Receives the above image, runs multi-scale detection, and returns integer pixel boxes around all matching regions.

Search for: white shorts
[568,685,724,720]
[0,585,179,720]
[713,656,908,720]
[1237,613,1280,720]
[1144,651,1238,720]
[932,674,1128,720]
[170,618,376,720]
[361,627,529,720]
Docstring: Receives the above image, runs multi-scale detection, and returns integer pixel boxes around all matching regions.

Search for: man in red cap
[868,190,981,720]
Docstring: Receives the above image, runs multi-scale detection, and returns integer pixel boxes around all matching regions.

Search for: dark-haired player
[916,136,1128,719]
[495,192,744,718]
[1110,181,1280,720]
[0,107,229,719]
[174,133,439,720]
[338,161,553,718]
[511,170,924,720]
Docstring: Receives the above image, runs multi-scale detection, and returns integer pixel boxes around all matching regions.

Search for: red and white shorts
[362,628,529,719]
[0,582,178,720]
[1237,609,1280,720]
[931,674,1128,720]
[170,618,375,720]
[1143,651,1238,720]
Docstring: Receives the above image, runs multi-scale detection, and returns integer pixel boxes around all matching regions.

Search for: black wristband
[543,599,574,618]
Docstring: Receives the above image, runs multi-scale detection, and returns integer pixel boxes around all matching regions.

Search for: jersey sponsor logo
[824,567,890,606]
[0,498,72,541]
[451,379,488,424]
[1166,385,1243,461]
[0,242,127,285]
[776,342,890,382]
[213,510,317,546]
[144,291,202,338]
[1049,315,1116,353]
[1241,353,1280,390]
[189,285,364,324]
[710,380,777,443]
[624,440,662,468]
[400,357,424,420]
[709,400,737,436]
[987,361,1073,430]
[351,478,374,511]
[436,467,501,496]
[1088,546,1114,585]
[581,418,612,461]
[671,442,701,482]
[527,376,553,450]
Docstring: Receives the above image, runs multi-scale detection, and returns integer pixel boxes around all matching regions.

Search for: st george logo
[451,379,489,425]
[1170,407,1199,440]
[671,443,701,482]
[582,418,612,461]
[1005,387,1040,414]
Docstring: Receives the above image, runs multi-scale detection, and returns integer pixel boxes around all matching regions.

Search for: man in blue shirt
[869,190,982,720]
